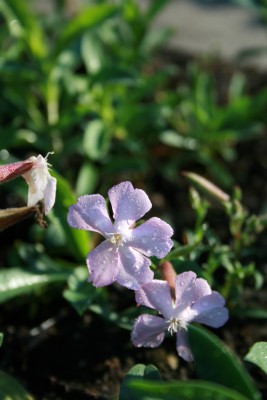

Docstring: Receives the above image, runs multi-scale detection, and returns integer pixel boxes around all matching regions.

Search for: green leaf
[63,266,99,315]
[52,172,91,261]
[90,66,137,86]
[83,120,111,161]
[75,162,98,196]
[0,0,47,58]
[0,333,3,347]
[0,370,33,400]
[0,268,70,303]
[245,342,267,375]
[54,4,119,56]
[188,325,261,400]
[126,380,250,400]
[164,243,201,261]
[81,32,106,73]
[120,364,162,400]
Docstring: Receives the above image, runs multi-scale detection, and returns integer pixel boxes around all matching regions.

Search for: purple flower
[131,271,228,361]
[67,181,173,290]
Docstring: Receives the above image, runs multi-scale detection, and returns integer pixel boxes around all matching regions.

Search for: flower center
[109,233,123,245]
[167,317,188,335]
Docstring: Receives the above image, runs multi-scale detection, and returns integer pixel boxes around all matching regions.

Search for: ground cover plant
[1,0,267,399]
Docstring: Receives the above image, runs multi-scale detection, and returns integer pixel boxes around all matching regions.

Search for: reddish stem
[159,261,176,300]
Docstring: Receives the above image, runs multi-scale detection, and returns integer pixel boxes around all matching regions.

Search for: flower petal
[135,279,174,319]
[44,175,57,214]
[131,314,166,348]
[174,271,211,312]
[108,181,152,230]
[176,327,194,362]
[192,292,229,328]
[126,217,173,258]
[116,247,153,290]
[67,194,113,236]
[86,240,119,287]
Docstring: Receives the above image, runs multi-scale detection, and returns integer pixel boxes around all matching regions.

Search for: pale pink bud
[0,159,35,184]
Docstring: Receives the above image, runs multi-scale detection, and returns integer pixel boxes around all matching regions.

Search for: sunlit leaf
[0,268,70,303]
[0,0,47,58]
[245,342,267,375]
[54,4,119,56]
[83,120,111,161]
[120,364,162,400]
[75,162,98,196]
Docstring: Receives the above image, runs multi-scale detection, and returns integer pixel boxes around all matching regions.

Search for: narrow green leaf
[75,162,98,196]
[188,325,261,400]
[0,370,33,400]
[164,243,201,261]
[54,4,119,56]
[120,364,162,400]
[0,333,3,347]
[245,342,267,375]
[127,380,250,400]
[0,268,70,303]
[81,32,106,73]
[83,120,111,161]
[0,0,47,58]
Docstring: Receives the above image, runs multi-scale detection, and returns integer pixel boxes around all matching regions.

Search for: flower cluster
[68,181,228,361]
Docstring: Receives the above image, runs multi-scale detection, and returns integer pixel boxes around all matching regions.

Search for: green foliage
[188,325,261,400]
[63,266,100,315]
[120,364,162,400]
[120,364,250,400]
[245,342,267,375]
[0,267,70,303]
[125,380,250,400]
[181,175,266,302]
[0,371,33,400]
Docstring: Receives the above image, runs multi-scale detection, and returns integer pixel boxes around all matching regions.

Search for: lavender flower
[131,271,228,361]
[67,181,173,290]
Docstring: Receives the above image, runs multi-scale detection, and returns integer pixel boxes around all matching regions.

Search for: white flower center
[109,233,123,245]
[167,317,188,335]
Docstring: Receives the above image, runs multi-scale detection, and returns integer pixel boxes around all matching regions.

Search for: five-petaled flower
[22,154,57,215]
[67,181,173,290]
[131,271,228,361]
